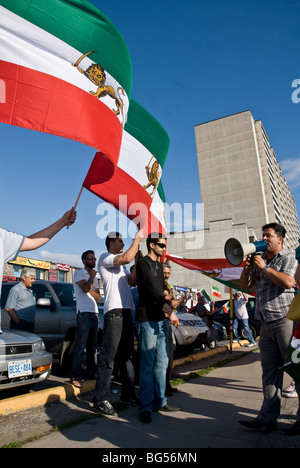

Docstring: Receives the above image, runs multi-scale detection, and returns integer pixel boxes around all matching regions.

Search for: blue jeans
[94,309,135,402]
[233,318,255,344]
[72,313,99,380]
[136,320,169,413]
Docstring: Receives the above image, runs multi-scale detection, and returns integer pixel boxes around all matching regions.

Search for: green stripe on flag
[0,0,132,95]
[200,289,212,303]
[125,99,170,168]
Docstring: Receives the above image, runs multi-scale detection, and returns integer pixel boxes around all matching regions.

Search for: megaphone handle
[250,252,262,264]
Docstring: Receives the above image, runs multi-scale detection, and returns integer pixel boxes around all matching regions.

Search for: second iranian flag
[83,99,169,236]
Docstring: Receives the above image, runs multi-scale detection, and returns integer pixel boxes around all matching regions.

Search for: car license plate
[8,360,32,378]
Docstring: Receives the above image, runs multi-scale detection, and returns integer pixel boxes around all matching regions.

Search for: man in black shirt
[135,233,180,423]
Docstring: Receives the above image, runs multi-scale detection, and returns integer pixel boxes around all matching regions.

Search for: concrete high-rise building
[165,110,299,298]
[194,110,299,250]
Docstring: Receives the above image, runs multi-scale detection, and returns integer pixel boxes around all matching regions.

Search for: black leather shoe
[139,411,152,423]
[239,419,278,432]
[120,394,140,406]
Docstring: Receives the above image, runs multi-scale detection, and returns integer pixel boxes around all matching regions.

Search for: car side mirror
[36,298,51,308]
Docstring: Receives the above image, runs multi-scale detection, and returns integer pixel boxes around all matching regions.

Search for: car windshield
[51,283,76,307]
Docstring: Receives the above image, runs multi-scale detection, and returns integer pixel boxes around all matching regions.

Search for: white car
[172,312,210,354]
[0,329,52,392]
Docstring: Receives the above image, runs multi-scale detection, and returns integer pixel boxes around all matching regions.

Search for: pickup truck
[1,281,103,369]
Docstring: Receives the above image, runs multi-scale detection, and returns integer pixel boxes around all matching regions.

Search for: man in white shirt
[72,250,100,388]
[0,208,76,333]
[93,230,143,417]
[233,292,256,346]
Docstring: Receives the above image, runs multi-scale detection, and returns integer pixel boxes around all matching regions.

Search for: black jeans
[94,309,135,402]
[72,312,98,380]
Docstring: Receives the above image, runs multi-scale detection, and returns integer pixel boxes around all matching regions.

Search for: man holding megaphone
[238,223,298,432]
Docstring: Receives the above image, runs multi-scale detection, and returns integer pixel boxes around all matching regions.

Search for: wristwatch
[263,265,270,274]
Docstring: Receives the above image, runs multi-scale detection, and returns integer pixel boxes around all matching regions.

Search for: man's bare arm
[20,208,76,252]
[5,308,20,324]
[113,230,144,266]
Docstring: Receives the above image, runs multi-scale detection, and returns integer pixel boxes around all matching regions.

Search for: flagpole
[73,186,84,210]
[229,287,233,354]
[67,186,84,229]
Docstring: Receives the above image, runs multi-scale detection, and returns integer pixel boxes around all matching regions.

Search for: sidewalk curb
[172,340,252,368]
[0,379,96,417]
[0,340,256,417]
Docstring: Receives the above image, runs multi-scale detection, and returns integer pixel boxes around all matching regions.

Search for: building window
[35,269,44,280]
[58,270,65,282]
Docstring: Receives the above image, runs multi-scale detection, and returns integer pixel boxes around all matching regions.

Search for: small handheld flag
[212,285,222,299]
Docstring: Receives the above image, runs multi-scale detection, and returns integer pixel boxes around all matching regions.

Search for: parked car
[1,280,210,365]
[213,298,260,340]
[172,312,210,356]
[1,281,103,369]
[0,328,52,392]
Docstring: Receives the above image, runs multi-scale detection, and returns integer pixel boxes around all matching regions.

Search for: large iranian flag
[0,0,132,179]
[83,99,169,236]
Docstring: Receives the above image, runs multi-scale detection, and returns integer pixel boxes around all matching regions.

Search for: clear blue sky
[1,0,300,267]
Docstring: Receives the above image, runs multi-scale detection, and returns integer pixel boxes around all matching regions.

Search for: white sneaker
[93,399,118,417]
[283,390,298,398]
[283,381,295,393]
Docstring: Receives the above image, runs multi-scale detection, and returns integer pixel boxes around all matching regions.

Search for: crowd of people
[1,213,300,434]
[72,229,181,423]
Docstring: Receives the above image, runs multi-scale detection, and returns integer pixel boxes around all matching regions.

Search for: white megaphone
[224,238,268,266]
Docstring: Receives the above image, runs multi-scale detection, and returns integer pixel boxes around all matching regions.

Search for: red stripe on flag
[0,61,122,176]
[83,159,165,236]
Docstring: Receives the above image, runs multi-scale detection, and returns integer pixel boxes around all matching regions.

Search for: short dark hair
[146,232,167,252]
[81,250,95,262]
[105,232,121,250]
[262,223,286,239]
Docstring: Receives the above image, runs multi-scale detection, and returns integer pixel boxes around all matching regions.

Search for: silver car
[172,312,210,354]
[0,329,52,392]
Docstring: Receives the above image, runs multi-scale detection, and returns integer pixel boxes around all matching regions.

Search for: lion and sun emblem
[73,51,125,125]
[143,154,161,197]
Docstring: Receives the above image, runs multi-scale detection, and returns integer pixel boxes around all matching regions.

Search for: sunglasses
[86,256,96,261]
[155,242,167,249]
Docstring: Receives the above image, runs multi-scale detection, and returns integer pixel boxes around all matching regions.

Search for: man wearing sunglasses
[72,250,101,388]
[135,233,180,424]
